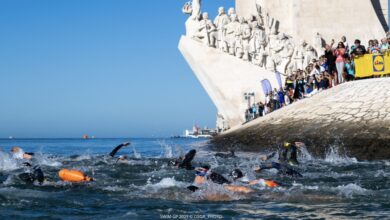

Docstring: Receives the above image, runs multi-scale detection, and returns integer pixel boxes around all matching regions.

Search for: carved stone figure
[234,17,245,59]
[197,12,218,47]
[228,7,236,20]
[225,14,241,55]
[303,45,317,68]
[190,0,201,18]
[214,7,230,51]
[277,34,295,73]
[291,40,307,70]
[313,32,323,56]
[268,32,284,66]
[240,18,252,61]
[246,15,259,30]
[184,0,202,38]
[266,53,275,71]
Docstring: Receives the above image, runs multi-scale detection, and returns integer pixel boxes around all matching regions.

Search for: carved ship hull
[179,0,388,130]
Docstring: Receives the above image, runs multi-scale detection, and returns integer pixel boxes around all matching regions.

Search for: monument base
[212,78,390,160]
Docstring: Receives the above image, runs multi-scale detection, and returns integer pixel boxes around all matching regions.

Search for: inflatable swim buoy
[224,185,254,193]
[58,169,92,183]
[264,180,279,188]
[250,179,280,188]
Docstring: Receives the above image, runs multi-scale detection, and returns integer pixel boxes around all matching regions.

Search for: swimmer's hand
[295,142,305,148]
[23,162,32,167]
[254,167,262,173]
[259,155,268,161]
[123,142,131,147]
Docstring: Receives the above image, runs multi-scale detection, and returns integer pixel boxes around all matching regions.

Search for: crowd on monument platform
[183,3,389,123]
[245,34,390,122]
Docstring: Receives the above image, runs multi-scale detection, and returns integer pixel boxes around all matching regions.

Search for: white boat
[184,125,216,138]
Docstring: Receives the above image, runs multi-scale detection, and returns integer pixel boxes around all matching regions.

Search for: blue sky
[0,0,235,138]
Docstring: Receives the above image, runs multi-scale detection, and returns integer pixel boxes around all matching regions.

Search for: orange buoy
[249,179,280,188]
[264,180,279,188]
[224,185,254,194]
[58,169,92,183]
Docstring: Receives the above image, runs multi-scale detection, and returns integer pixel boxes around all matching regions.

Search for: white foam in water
[375,170,389,178]
[144,177,186,190]
[0,151,19,171]
[299,146,313,161]
[132,146,141,159]
[73,154,92,161]
[325,146,357,164]
[34,153,62,167]
[157,140,176,158]
[336,183,368,199]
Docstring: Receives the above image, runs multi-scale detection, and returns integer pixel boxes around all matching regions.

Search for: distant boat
[83,135,89,139]
[8,136,14,139]
[183,125,217,139]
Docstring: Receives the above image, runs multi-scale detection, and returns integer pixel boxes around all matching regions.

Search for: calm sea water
[0,138,389,220]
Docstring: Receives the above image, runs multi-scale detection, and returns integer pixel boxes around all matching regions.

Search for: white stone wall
[236,0,387,45]
[179,36,282,128]
[224,78,390,134]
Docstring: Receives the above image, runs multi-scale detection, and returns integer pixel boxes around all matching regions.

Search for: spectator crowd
[245,34,390,122]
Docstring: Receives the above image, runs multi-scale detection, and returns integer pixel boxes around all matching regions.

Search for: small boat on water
[183,125,217,139]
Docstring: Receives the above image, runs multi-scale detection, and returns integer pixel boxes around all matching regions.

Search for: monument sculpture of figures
[277,34,295,74]
[250,26,267,67]
[228,7,236,20]
[303,45,317,68]
[197,12,218,47]
[291,40,307,70]
[225,14,241,55]
[182,2,323,77]
[241,18,252,61]
[313,32,324,56]
[235,17,245,59]
[183,0,202,38]
[214,7,230,51]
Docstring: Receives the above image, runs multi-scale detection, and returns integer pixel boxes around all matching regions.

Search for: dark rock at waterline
[212,119,390,160]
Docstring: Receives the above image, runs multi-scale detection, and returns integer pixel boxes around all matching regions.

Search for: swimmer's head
[230,169,244,180]
[11,146,22,153]
[118,155,128,160]
[195,165,210,177]
[283,142,291,148]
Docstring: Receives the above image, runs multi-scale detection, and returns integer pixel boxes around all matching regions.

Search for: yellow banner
[355,52,390,78]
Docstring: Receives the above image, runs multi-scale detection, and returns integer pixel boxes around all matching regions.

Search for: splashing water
[325,145,357,164]
[336,183,368,199]
[0,138,389,219]
[0,151,18,171]
[299,146,313,161]
[132,146,141,159]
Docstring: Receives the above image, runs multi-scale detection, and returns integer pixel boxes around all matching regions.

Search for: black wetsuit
[109,144,127,157]
[208,172,231,184]
[187,171,231,192]
[260,162,302,177]
[178,150,196,170]
[280,144,299,165]
[19,163,45,185]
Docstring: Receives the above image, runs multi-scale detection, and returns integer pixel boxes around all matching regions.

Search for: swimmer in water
[18,162,45,185]
[188,166,254,194]
[254,161,302,177]
[187,165,231,192]
[169,149,197,170]
[230,169,280,188]
[279,141,305,166]
[215,150,236,158]
[109,142,131,163]
[11,146,34,160]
